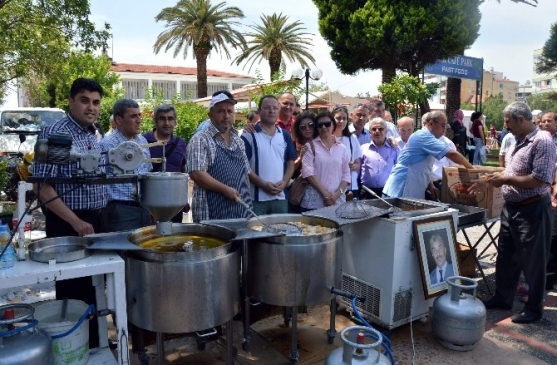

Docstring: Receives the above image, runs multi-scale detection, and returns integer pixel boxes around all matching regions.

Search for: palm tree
[153,0,245,98]
[233,13,316,80]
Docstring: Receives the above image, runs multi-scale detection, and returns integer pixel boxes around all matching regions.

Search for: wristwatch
[338,187,344,194]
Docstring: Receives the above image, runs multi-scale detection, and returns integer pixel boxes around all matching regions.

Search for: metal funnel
[139,173,189,233]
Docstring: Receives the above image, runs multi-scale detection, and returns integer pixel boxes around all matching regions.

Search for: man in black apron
[187,91,253,221]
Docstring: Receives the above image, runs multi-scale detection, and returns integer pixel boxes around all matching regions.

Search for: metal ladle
[235,197,301,235]
[361,186,402,212]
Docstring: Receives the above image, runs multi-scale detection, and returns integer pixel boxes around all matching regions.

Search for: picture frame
[413,216,460,299]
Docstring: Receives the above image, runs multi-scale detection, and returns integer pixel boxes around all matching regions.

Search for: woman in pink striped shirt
[301,111,351,210]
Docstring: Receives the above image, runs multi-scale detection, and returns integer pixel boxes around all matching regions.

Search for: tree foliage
[377,74,438,118]
[153,0,246,98]
[536,22,557,74]
[137,89,209,142]
[0,0,110,102]
[246,69,302,107]
[22,52,121,110]
[233,13,316,80]
[312,0,482,83]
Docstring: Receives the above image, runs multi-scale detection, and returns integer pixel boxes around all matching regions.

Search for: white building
[110,63,254,100]
[532,48,557,95]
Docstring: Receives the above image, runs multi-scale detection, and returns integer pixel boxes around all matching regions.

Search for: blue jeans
[473,137,483,165]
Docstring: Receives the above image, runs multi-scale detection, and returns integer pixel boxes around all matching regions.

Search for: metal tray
[362,197,447,217]
[450,203,486,227]
[28,237,94,263]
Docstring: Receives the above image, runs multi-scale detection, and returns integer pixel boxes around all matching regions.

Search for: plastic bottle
[0,224,14,270]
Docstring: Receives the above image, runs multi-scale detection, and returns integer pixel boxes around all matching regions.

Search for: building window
[122,79,148,99]
[180,83,197,100]
[152,80,176,100]
[207,84,229,96]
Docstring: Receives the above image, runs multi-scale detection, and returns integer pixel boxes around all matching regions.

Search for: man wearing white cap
[187,90,253,222]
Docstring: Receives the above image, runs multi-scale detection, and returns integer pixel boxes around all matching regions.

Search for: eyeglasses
[433,121,447,129]
[370,127,385,132]
[317,121,333,128]
[299,123,315,130]
[157,116,176,122]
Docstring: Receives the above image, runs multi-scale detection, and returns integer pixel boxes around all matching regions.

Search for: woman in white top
[332,105,361,200]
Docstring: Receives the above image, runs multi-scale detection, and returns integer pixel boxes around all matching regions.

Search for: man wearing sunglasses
[383,111,474,199]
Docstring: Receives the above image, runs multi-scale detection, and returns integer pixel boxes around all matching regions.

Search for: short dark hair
[113,98,140,118]
[314,111,336,137]
[258,95,278,110]
[70,78,104,99]
[153,103,177,121]
[471,111,483,121]
[368,99,384,110]
[246,111,259,122]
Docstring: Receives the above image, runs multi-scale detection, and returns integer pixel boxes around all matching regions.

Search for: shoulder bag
[287,141,315,206]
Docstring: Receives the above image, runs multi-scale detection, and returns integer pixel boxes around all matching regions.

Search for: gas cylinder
[431,276,486,351]
[0,303,54,365]
[324,326,390,365]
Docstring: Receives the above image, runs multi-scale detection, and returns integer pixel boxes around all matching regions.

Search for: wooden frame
[413,216,460,299]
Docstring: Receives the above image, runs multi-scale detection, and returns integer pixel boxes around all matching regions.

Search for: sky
[4,0,557,106]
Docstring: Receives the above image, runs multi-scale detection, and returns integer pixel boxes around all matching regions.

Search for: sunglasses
[370,127,385,132]
[317,121,333,128]
[293,112,299,116]
[299,123,315,130]
[332,105,348,113]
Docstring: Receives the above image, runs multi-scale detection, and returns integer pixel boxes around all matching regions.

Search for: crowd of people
[30,77,557,352]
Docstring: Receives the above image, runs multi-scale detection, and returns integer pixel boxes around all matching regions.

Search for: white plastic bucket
[34,299,90,365]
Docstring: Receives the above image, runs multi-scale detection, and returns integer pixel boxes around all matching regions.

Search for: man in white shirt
[395,116,415,149]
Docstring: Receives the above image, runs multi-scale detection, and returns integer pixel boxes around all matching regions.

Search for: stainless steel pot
[245,214,342,306]
[124,223,240,333]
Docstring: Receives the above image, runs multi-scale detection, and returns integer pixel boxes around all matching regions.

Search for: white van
[0,107,65,155]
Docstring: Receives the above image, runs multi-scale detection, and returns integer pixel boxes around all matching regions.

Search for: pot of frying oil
[124,223,240,333]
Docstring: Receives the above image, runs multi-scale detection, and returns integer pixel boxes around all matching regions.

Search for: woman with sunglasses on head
[332,105,361,201]
[288,112,317,212]
[359,117,399,199]
[300,111,350,211]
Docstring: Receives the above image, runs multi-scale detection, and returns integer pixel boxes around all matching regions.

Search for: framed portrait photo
[413,216,460,299]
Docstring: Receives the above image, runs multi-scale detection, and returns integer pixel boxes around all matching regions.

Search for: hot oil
[139,235,226,252]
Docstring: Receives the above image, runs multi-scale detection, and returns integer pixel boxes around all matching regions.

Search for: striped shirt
[503,127,556,202]
[33,115,108,210]
[100,129,152,201]
[187,122,251,222]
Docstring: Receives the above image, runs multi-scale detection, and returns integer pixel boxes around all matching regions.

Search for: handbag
[287,141,315,206]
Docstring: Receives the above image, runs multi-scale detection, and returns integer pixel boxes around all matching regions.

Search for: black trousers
[46,208,104,348]
[547,207,557,286]
[495,195,551,316]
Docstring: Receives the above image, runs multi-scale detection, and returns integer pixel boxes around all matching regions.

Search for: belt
[110,200,141,207]
[73,209,103,215]
[507,194,546,208]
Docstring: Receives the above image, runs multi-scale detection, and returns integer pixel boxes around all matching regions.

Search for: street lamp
[292,68,323,111]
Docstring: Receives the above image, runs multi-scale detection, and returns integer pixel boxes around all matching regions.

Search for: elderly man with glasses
[383,111,474,199]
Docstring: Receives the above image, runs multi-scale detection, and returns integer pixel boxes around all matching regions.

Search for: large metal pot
[246,214,342,306]
[124,223,240,333]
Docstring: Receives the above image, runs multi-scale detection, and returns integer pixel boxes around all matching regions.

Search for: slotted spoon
[236,198,301,235]
[361,186,402,212]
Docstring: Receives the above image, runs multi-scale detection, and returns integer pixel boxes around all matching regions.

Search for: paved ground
[121,220,557,365]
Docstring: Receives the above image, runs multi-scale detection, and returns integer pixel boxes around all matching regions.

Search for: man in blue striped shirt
[100,98,152,232]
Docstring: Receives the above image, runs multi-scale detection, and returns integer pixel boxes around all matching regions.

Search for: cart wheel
[327,335,335,344]
[242,341,250,352]
[196,340,206,351]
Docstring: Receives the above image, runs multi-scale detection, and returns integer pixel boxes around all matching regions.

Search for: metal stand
[156,332,165,364]
[289,306,299,365]
[225,320,234,365]
[327,296,337,344]
[458,217,500,295]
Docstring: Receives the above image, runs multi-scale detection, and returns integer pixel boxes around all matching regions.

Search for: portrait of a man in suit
[428,233,454,285]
